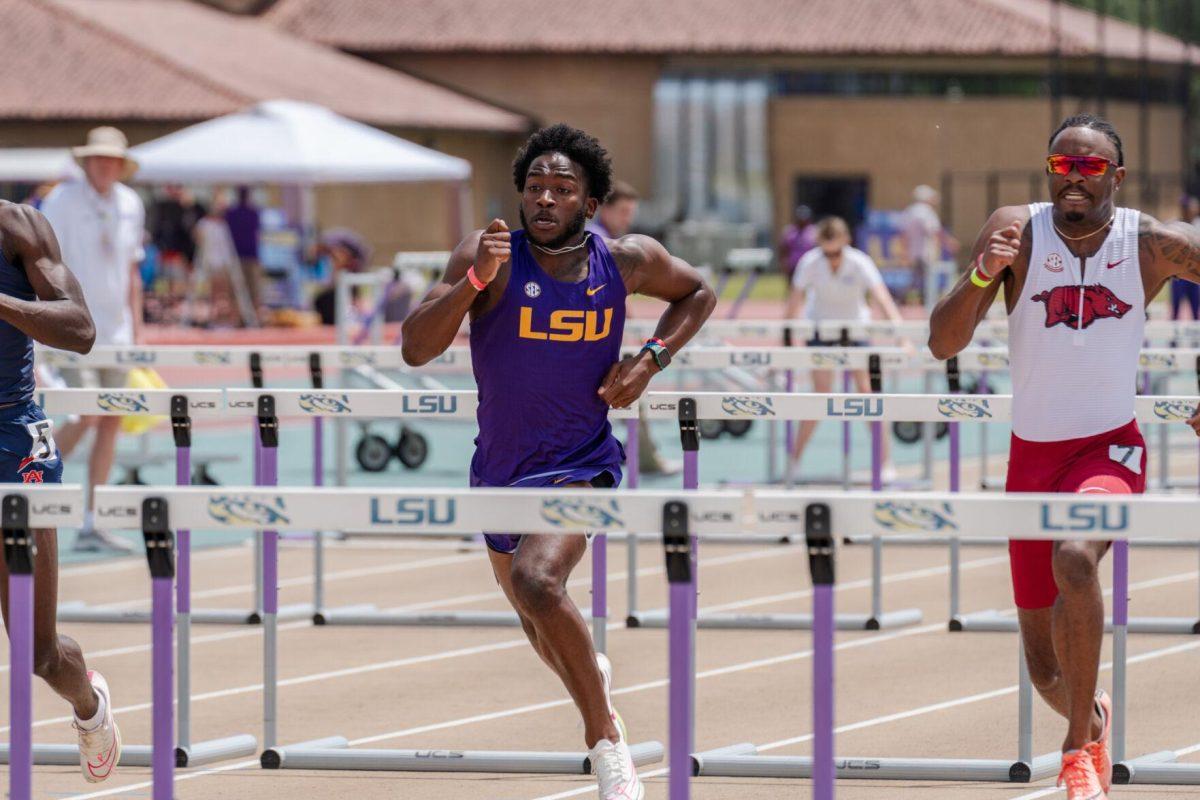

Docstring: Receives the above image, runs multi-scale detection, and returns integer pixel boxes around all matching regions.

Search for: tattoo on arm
[1140,215,1200,281]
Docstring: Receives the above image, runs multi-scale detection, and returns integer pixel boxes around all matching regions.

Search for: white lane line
[89,552,480,610]
[10,557,1185,728]
[526,637,1200,800]
[1,546,788,676]
[60,620,952,799]
[59,545,241,577]
[9,549,1005,728]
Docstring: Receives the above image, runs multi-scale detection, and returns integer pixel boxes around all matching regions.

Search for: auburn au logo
[519,307,613,342]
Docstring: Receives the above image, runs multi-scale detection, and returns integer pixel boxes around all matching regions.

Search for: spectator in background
[777,205,817,283]
[784,216,905,483]
[41,126,145,553]
[312,227,371,326]
[1171,195,1200,321]
[901,185,958,302]
[149,184,204,297]
[225,186,263,314]
[190,192,247,327]
[587,180,680,476]
[586,180,639,239]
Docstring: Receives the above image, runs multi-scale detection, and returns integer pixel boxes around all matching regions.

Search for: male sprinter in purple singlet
[0,201,125,784]
[403,124,715,799]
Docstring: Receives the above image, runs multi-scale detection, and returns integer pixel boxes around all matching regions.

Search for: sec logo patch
[1044,253,1064,273]
[524,282,541,298]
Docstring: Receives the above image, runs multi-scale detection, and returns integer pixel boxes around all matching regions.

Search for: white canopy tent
[129,99,472,185]
[127,100,474,326]
[0,149,81,182]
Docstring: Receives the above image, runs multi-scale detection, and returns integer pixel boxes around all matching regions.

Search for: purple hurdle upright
[5,495,34,800]
[310,353,327,614]
[257,395,281,749]
[173,397,192,757]
[807,502,837,800]
[1112,539,1130,765]
[623,417,640,627]
[139,495,176,800]
[663,498,693,800]
[680,400,700,748]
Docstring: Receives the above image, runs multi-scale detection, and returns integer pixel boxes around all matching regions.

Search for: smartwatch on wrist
[640,338,671,371]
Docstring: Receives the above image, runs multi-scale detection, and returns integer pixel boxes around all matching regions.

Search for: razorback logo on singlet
[1031,284,1132,330]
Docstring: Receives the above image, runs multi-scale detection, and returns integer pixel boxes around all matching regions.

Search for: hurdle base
[691,750,1060,782]
[262,739,663,774]
[57,600,312,626]
[0,743,153,767]
[176,734,259,768]
[951,610,1200,635]
[261,736,350,768]
[628,607,922,632]
[313,605,593,628]
[1114,750,1187,784]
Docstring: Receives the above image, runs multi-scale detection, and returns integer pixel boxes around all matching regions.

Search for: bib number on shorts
[26,419,58,464]
[1109,444,1142,475]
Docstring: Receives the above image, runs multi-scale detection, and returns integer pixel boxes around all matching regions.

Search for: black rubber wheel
[395,429,429,469]
[355,434,394,472]
[724,420,753,437]
[698,419,725,439]
[935,421,950,440]
[892,420,923,445]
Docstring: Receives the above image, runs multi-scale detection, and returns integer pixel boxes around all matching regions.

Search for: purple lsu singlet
[469,229,626,491]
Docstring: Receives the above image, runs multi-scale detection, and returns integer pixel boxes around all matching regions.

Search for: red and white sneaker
[1086,689,1113,793]
[1058,748,1108,800]
[74,671,121,783]
[591,739,644,800]
[596,653,628,743]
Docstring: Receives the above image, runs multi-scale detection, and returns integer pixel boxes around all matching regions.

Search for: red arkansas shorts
[1005,418,1146,610]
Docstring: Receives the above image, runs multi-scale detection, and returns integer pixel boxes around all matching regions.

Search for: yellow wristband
[969,265,994,288]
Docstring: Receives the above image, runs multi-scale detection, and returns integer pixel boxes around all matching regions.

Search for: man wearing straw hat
[42,127,146,554]
[0,189,123,780]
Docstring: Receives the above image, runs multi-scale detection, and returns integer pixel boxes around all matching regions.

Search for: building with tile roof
[1,0,530,252]
[267,0,1199,255]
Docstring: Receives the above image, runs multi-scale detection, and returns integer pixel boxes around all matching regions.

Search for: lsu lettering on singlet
[469,230,626,487]
[0,243,36,404]
[1008,203,1144,441]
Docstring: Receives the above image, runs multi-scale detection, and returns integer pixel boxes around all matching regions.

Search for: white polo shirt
[41,179,144,346]
[791,245,884,322]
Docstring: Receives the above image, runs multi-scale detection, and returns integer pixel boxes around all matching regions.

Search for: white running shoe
[595,652,627,742]
[74,671,121,783]
[591,738,644,800]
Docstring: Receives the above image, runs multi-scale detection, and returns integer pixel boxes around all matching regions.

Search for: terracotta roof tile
[54,0,527,131]
[0,0,526,130]
[0,0,238,120]
[265,0,1199,63]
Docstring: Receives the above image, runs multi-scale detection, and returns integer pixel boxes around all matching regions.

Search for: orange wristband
[466,265,487,291]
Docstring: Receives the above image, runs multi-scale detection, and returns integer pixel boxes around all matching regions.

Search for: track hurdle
[92,486,693,794]
[630,387,925,632]
[1,486,83,800]
[84,486,1200,799]
[223,388,635,643]
[15,390,258,768]
[690,490,1200,792]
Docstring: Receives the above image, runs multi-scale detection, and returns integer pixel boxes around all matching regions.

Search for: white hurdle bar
[84,487,1200,799]
[35,342,1200,375]
[92,486,690,797]
[639,390,1200,635]
[35,389,271,626]
[32,390,260,768]
[224,387,636,647]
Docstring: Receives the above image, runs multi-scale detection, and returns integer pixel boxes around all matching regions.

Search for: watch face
[657,348,671,368]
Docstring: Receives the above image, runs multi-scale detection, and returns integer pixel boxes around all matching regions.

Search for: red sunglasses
[1046,154,1116,178]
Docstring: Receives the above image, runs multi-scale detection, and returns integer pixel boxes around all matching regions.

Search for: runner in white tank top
[929,115,1200,800]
